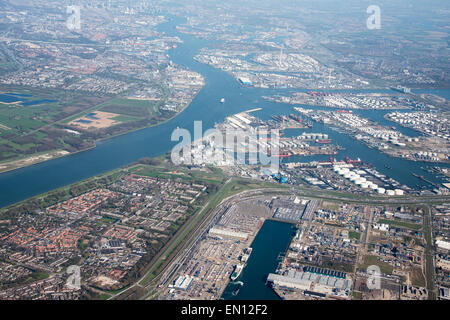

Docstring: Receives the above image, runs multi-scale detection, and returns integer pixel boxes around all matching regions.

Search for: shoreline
[1,83,447,174]
[0,88,202,175]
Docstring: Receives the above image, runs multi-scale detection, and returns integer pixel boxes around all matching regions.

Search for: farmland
[0,86,174,173]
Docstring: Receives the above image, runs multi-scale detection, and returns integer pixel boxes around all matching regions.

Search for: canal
[221,220,295,300]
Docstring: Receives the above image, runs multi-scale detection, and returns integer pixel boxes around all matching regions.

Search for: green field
[349,231,361,240]
[0,86,173,166]
[100,98,161,118]
[377,218,422,231]
[131,162,226,187]
[411,266,426,287]
[61,97,161,124]
[0,87,110,162]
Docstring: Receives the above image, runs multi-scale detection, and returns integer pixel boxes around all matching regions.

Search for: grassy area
[0,88,106,133]
[0,87,110,162]
[96,216,116,226]
[111,115,142,123]
[0,81,180,166]
[136,170,194,183]
[321,201,342,211]
[61,97,161,124]
[422,206,436,299]
[105,284,131,295]
[377,218,422,231]
[352,291,362,299]
[97,293,111,300]
[131,163,226,186]
[411,267,426,287]
[60,97,119,124]
[360,255,393,275]
[99,98,160,119]
[349,231,361,240]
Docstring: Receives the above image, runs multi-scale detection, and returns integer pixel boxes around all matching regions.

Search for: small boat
[232,282,243,296]
[220,98,225,103]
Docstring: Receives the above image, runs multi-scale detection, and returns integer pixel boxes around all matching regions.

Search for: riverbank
[0,15,449,209]
[0,82,203,174]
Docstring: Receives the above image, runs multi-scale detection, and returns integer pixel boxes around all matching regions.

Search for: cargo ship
[271,115,286,122]
[240,247,253,263]
[307,91,332,97]
[318,156,362,165]
[230,264,244,281]
[272,154,291,158]
[390,85,411,94]
[337,110,352,113]
[288,114,303,123]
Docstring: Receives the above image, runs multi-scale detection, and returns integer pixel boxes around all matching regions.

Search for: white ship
[230,264,244,281]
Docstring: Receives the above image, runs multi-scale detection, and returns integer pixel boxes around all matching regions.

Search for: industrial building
[172,275,194,291]
[208,227,249,240]
[267,269,352,297]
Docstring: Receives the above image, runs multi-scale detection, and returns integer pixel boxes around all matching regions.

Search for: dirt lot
[68,111,121,130]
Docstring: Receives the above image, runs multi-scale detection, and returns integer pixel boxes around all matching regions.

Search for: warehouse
[208,227,249,240]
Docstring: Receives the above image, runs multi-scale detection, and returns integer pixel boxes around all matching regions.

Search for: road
[108,178,234,300]
[106,179,448,300]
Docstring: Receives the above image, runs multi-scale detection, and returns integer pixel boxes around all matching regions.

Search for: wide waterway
[0,16,449,208]
[221,220,295,300]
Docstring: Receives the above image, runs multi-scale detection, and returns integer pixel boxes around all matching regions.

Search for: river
[0,16,449,208]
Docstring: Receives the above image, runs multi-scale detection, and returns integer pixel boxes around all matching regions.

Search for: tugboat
[232,282,243,296]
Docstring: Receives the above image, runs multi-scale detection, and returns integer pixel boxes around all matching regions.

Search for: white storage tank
[377,188,386,194]
[386,190,395,196]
